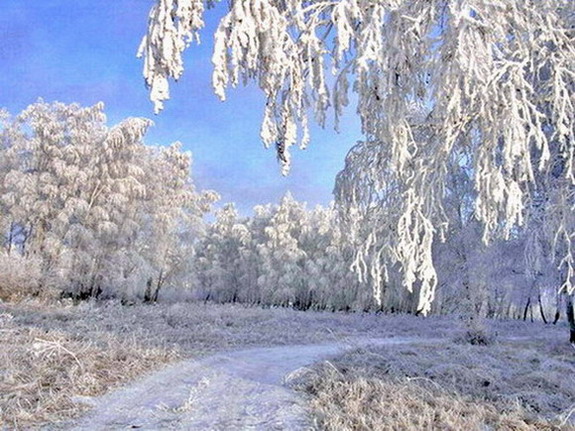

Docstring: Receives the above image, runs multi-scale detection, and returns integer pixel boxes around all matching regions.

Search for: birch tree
[0,101,216,300]
[191,195,372,310]
[140,0,575,316]
[193,203,253,302]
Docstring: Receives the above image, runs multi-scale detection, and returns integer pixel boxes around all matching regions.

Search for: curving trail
[65,337,434,431]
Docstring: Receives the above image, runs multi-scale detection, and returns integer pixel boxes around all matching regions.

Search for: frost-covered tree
[136,143,218,301]
[0,101,216,300]
[302,203,375,311]
[256,193,309,306]
[193,203,253,302]
[187,191,547,316]
[140,0,575,318]
[190,194,375,311]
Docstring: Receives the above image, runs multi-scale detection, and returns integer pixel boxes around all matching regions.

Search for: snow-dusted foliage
[165,181,559,319]
[192,194,376,311]
[188,193,539,316]
[141,1,575,315]
[0,101,217,300]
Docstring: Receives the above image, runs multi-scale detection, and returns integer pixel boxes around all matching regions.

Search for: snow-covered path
[66,337,431,430]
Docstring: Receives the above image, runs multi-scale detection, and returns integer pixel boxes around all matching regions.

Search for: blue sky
[0,1,361,214]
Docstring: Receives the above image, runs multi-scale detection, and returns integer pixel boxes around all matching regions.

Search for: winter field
[2,1,575,430]
[1,299,574,430]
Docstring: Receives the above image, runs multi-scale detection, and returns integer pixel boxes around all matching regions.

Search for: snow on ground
[64,338,436,430]
[0,299,571,429]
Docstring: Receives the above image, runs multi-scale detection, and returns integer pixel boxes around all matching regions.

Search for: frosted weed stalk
[157,377,211,414]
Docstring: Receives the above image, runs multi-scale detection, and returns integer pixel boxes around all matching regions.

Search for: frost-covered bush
[453,315,496,346]
[0,253,45,301]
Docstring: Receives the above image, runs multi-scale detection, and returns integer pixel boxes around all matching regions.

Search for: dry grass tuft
[295,341,575,430]
[0,311,179,429]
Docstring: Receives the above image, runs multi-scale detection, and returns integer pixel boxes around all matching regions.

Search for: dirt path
[64,337,435,430]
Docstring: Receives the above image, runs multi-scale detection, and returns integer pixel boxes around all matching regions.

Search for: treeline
[0,101,563,322]
[189,196,373,311]
[187,195,562,321]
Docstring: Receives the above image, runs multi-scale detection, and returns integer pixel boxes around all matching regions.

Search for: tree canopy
[0,101,217,301]
[139,0,575,314]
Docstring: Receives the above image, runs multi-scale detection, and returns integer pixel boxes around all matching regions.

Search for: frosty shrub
[453,315,496,346]
[0,253,45,301]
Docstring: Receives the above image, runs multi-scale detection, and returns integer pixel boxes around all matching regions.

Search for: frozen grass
[0,298,571,429]
[0,311,179,429]
[0,300,455,359]
[0,299,449,430]
[294,337,575,430]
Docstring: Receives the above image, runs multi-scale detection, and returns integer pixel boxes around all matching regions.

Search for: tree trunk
[566,295,575,344]
[538,294,548,324]
[522,297,531,321]
[152,269,164,302]
[143,278,153,303]
[553,293,562,324]
[553,310,561,325]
